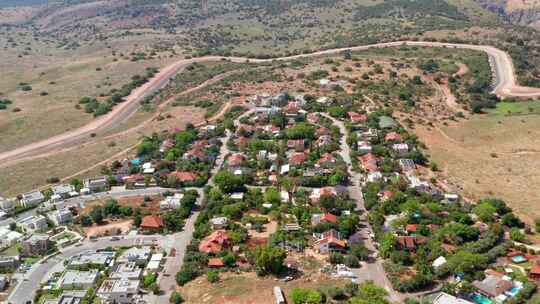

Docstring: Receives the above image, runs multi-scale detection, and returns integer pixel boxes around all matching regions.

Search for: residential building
[97,279,140,304]
[432,292,475,304]
[398,159,415,172]
[168,171,198,183]
[42,291,87,304]
[20,190,45,208]
[48,209,73,226]
[110,262,142,280]
[356,141,372,154]
[22,233,50,256]
[210,217,228,229]
[0,197,14,211]
[199,230,231,254]
[0,227,23,249]
[159,193,183,210]
[139,215,164,232]
[51,184,76,199]
[83,176,108,193]
[69,251,115,268]
[146,253,163,272]
[0,275,7,291]
[311,213,337,226]
[392,143,409,156]
[0,255,19,269]
[59,270,99,289]
[473,274,513,299]
[432,256,447,270]
[18,215,48,233]
[309,187,337,204]
[313,229,346,254]
[117,247,151,264]
[378,116,397,129]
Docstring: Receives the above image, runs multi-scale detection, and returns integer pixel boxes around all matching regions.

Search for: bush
[169,291,184,304]
[291,288,323,304]
[207,270,219,283]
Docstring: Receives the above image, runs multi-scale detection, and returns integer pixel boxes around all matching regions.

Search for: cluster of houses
[44,246,162,304]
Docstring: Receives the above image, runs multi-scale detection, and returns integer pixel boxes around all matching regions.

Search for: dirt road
[1,41,539,166]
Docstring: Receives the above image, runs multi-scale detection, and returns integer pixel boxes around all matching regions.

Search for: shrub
[207,270,219,283]
[169,291,184,304]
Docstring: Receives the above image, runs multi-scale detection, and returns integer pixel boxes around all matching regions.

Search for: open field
[415,103,540,224]
[179,271,347,304]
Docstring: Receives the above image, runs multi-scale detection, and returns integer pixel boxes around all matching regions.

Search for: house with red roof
[385,132,403,142]
[168,171,198,183]
[289,152,307,166]
[530,263,540,281]
[140,215,164,232]
[316,127,330,137]
[397,236,423,251]
[311,213,338,225]
[310,187,337,204]
[208,258,225,268]
[287,139,305,152]
[359,153,378,172]
[314,229,347,254]
[317,153,336,167]
[347,112,368,124]
[199,230,231,254]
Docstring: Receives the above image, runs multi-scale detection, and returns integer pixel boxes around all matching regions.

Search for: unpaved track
[1,40,540,165]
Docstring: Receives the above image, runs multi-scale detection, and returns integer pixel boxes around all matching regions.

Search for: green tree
[214,170,244,193]
[473,202,497,222]
[250,245,286,276]
[349,282,389,304]
[291,288,323,304]
[264,187,281,205]
[207,270,219,283]
[379,232,396,258]
[90,205,104,225]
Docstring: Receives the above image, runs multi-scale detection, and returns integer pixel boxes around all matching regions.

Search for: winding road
[2,41,540,167]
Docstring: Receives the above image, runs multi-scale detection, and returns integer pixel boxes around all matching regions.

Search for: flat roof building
[59,270,99,289]
[97,279,140,304]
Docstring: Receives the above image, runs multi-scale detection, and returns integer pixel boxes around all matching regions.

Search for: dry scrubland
[419,104,540,224]
[0,29,181,152]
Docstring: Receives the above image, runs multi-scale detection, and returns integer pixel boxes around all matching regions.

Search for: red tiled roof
[322,213,337,224]
[385,132,403,142]
[316,127,330,136]
[347,112,367,123]
[406,224,418,233]
[140,215,164,230]
[397,236,419,250]
[287,139,305,147]
[169,171,197,182]
[318,153,335,164]
[290,153,306,165]
[530,264,540,275]
[199,230,231,254]
[208,258,224,267]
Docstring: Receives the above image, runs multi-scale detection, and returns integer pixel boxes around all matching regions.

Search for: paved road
[1,40,539,168]
[321,113,404,302]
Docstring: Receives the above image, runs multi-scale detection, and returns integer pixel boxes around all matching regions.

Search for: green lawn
[488,101,540,116]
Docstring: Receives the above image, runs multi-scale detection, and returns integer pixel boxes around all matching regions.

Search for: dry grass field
[0,28,182,152]
[179,271,347,304]
[416,102,540,224]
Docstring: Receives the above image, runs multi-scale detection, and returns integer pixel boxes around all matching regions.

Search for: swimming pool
[511,255,526,263]
[506,287,521,297]
[472,294,493,304]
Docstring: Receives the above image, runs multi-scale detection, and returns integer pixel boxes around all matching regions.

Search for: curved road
[1,41,539,166]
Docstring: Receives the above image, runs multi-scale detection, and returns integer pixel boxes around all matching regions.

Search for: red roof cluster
[199,230,231,254]
[290,152,307,166]
[359,153,378,172]
[228,153,244,167]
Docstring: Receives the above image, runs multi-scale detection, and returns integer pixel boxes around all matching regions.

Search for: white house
[59,270,99,289]
[0,197,14,211]
[159,193,183,210]
[432,256,447,269]
[20,191,45,208]
[97,279,140,304]
[18,215,48,233]
[356,141,372,154]
[392,143,409,156]
[0,228,23,249]
[48,209,73,226]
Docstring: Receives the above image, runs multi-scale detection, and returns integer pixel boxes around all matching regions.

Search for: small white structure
[231,192,244,200]
[367,171,383,183]
[392,143,409,156]
[69,251,115,268]
[432,256,447,269]
[210,217,228,229]
[356,141,372,154]
[280,164,290,175]
[84,176,107,192]
[280,191,289,202]
[316,96,331,104]
[274,286,286,304]
[159,193,183,210]
[51,184,76,199]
